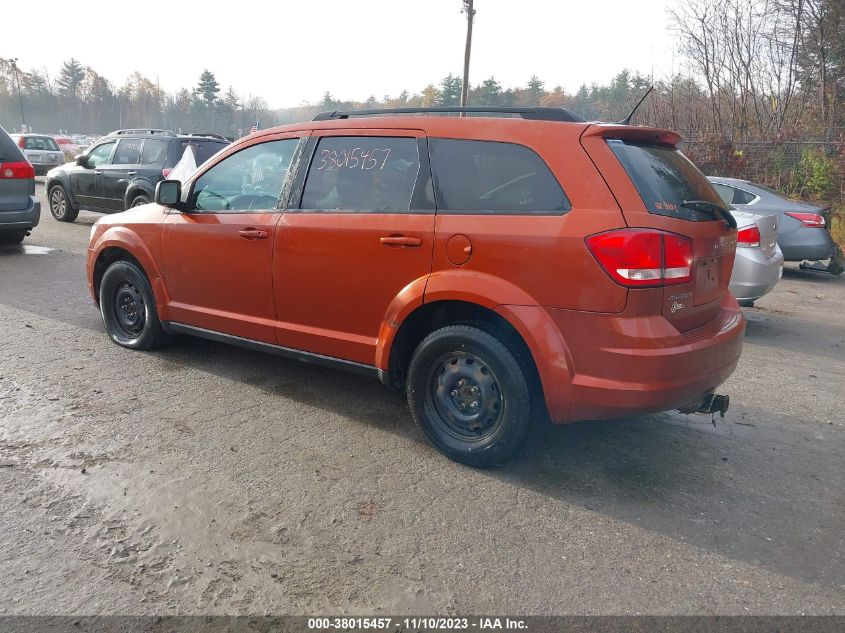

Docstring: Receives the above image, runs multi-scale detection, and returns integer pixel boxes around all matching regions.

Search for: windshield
[608,139,725,222]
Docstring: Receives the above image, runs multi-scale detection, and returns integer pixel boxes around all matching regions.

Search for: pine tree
[57,58,85,98]
[195,70,220,106]
[439,73,463,106]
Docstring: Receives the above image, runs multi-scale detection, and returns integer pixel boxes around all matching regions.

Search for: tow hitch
[679,393,730,426]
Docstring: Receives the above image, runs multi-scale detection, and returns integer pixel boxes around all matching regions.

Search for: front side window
[190,139,299,212]
[429,138,569,214]
[141,139,168,165]
[608,139,725,221]
[86,141,116,167]
[113,139,142,164]
[300,136,420,212]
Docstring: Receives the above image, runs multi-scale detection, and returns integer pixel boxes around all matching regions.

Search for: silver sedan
[730,210,783,306]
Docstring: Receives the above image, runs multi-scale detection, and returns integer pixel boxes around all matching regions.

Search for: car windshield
[25,136,61,151]
[608,139,725,222]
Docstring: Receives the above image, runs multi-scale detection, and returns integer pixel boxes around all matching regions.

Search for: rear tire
[130,194,151,208]
[406,325,533,468]
[99,260,170,350]
[49,184,79,222]
[0,231,26,245]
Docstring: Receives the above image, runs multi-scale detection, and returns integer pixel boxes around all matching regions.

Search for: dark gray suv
[0,125,41,245]
[45,129,228,222]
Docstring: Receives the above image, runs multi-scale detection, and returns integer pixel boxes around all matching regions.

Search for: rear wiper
[681,200,737,229]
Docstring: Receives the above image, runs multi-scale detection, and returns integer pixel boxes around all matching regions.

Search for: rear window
[174,140,227,167]
[0,128,24,161]
[608,139,724,221]
[24,136,60,151]
[429,138,569,214]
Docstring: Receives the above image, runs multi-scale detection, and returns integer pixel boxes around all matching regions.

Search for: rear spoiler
[581,124,681,147]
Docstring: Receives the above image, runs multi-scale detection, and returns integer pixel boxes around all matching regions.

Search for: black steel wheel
[99,260,169,350]
[49,184,79,222]
[130,194,151,208]
[407,324,533,468]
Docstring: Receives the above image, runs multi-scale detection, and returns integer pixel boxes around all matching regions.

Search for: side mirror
[75,154,88,167]
[155,180,182,208]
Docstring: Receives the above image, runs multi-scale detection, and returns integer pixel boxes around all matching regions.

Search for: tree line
[0,0,841,143]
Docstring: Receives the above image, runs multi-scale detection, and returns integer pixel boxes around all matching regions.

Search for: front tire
[49,184,79,222]
[99,260,169,350]
[406,325,533,468]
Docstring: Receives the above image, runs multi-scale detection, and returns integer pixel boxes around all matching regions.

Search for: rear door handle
[94,170,102,175]
[380,236,422,247]
[126,171,137,176]
[238,228,269,239]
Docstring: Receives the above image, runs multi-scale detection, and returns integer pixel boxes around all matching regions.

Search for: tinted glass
[86,141,116,167]
[713,183,756,206]
[0,129,24,161]
[732,188,756,204]
[24,136,60,151]
[301,137,420,212]
[608,139,724,221]
[113,139,142,164]
[429,138,568,214]
[191,139,299,212]
[140,139,168,165]
[174,140,227,167]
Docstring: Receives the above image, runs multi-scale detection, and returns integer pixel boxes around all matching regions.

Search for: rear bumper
[543,295,745,422]
[780,228,836,261]
[729,246,783,301]
[0,196,40,231]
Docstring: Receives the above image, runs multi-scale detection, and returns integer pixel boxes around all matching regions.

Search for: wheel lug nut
[457,379,465,387]
[458,403,466,410]
[450,390,458,397]
[470,401,479,409]
[470,386,479,395]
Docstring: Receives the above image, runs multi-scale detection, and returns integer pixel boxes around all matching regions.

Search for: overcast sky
[4,0,677,108]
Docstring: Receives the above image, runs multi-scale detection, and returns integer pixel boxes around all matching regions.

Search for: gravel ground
[0,184,843,615]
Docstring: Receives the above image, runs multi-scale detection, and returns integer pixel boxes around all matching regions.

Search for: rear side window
[25,136,60,151]
[608,139,724,221]
[174,140,227,167]
[140,139,168,165]
[429,138,569,214]
[0,129,24,160]
[113,139,142,164]
[301,136,420,212]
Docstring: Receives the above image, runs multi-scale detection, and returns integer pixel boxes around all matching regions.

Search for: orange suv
[87,107,744,467]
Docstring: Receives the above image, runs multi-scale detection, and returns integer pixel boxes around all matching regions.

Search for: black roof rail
[108,128,177,137]
[312,106,585,123]
[185,133,228,141]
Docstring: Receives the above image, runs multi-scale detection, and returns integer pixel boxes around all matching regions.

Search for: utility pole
[10,58,26,130]
[460,0,475,108]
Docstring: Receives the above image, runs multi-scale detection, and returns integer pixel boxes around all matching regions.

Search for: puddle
[21,245,55,255]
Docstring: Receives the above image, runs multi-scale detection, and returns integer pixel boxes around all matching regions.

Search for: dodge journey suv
[86,107,744,466]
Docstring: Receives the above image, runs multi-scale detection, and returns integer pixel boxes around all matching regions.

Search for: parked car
[0,125,40,245]
[54,135,83,159]
[86,107,744,467]
[9,133,65,175]
[729,210,783,306]
[46,129,229,222]
[709,177,839,274]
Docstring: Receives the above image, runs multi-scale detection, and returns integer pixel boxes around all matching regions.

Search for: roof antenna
[619,85,654,125]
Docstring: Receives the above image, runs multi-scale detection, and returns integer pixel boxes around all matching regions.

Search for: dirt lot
[1,183,843,615]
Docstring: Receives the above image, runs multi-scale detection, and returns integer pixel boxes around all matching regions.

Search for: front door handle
[239,228,269,239]
[126,171,137,176]
[380,236,422,247]
[94,170,102,175]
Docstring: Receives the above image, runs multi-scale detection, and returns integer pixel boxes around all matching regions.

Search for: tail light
[736,225,760,247]
[17,137,26,149]
[162,168,172,178]
[0,161,36,180]
[785,212,825,228]
[586,229,693,287]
